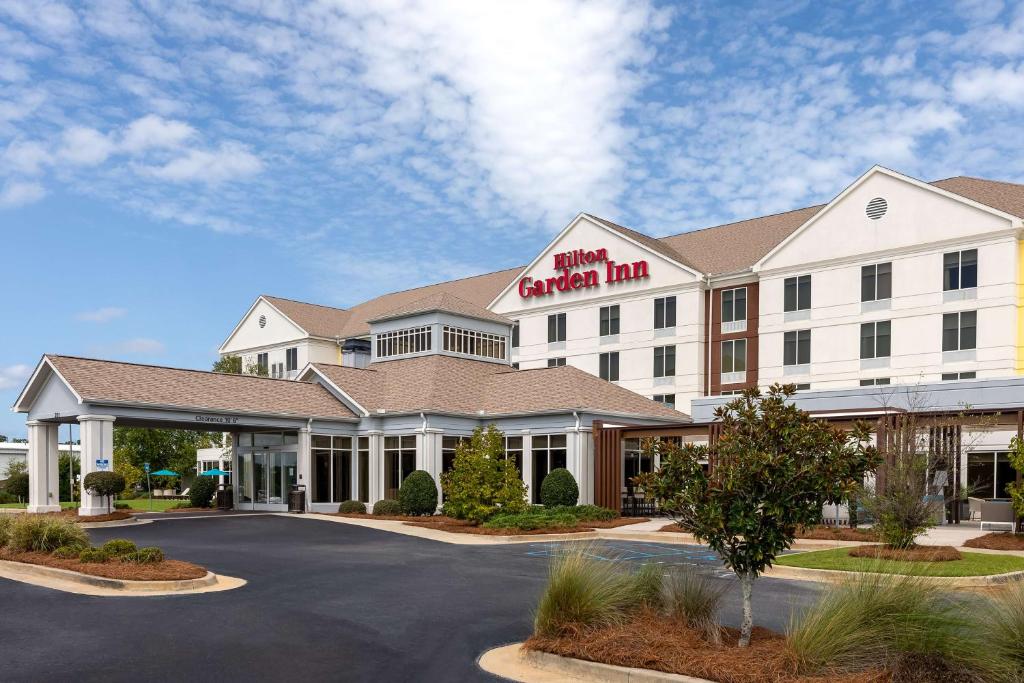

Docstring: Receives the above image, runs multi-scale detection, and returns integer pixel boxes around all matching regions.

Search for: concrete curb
[764,561,1024,587]
[79,517,153,529]
[478,643,713,683]
[0,559,246,596]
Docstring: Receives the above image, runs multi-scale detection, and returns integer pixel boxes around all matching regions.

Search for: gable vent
[866,197,888,220]
[258,314,267,328]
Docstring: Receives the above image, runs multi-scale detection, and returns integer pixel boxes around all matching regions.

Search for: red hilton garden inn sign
[518,248,650,299]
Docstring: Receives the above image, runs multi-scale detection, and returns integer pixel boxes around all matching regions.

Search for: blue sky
[2,0,1024,438]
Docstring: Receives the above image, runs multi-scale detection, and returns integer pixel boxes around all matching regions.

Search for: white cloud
[1,139,51,175]
[863,51,916,76]
[0,0,79,40]
[0,364,32,391]
[0,180,45,207]
[58,126,116,166]
[138,142,264,184]
[75,307,127,323]
[952,63,1024,107]
[120,115,196,153]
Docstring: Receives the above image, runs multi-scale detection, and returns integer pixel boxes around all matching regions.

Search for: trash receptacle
[288,484,306,513]
[216,484,233,511]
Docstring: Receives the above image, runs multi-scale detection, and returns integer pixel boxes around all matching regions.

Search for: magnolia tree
[639,385,878,647]
[440,425,527,524]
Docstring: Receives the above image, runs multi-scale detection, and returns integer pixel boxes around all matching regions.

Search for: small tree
[5,472,29,502]
[4,460,27,478]
[1006,436,1024,524]
[189,476,217,508]
[862,451,939,549]
[83,471,126,513]
[212,355,243,374]
[639,385,877,647]
[540,468,579,507]
[440,425,527,524]
[399,470,439,515]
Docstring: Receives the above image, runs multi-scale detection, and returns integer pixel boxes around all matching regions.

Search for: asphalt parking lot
[0,515,820,682]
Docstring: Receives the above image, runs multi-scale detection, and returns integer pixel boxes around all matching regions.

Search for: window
[968,452,1015,499]
[311,435,353,504]
[384,435,417,500]
[599,305,620,336]
[256,352,268,375]
[443,326,506,360]
[547,357,566,368]
[654,296,677,329]
[943,249,978,291]
[784,330,811,366]
[285,347,298,372]
[357,437,369,502]
[721,288,747,323]
[623,438,654,487]
[652,394,675,408]
[531,434,567,503]
[441,436,468,489]
[861,263,892,301]
[548,313,566,343]
[270,362,283,378]
[784,275,811,311]
[511,322,519,348]
[942,371,976,381]
[377,326,432,358]
[942,311,976,351]
[860,321,891,359]
[794,383,810,391]
[719,389,744,395]
[599,351,619,381]
[721,339,746,374]
[653,345,676,377]
[504,436,524,477]
[860,378,891,386]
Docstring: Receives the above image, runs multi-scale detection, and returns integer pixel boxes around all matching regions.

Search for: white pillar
[367,431,383,505]
[521,433,534,503]
[26,420,61,513]
[78,415,116,517]
[297,424,311,509]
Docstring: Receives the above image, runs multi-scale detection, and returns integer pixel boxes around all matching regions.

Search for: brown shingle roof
[367,291,512,325]
[262,296,352,339]
[311,356,686,420]
[931,176,1024,219]
[46,355,357,420]
[583,213,703,272]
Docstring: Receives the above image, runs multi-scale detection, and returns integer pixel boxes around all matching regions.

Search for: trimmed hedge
[338,500,367,514]
[78,548,111,563]
[399,470,438,516]
[189,476,217,508]
[101,539,138,557]
[372,499,402,515]
[52,546,80,559]
[540,468,579,507]
[120,547,164,564]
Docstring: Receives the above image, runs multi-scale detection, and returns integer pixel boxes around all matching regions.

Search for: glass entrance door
[246,452,297,507]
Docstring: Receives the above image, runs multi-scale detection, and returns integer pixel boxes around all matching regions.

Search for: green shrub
[8,515,89,553]
[540,468,579,507]
[83,471,126,513]
[0,490,18,504]
[398,470,438,516]
[533,544,639,638]
[78,548,111,563]
[484,504,617,530]
[4,472,29,500]
[101,539,138,557]
[120,547,164,564]
[664,565,728,642]
[51,545,80,559]
[189,476,217,508]
[113,502,130,510]
[631,563,665,611]
[338,500,367,514]
[372,499,402,515]
[440,425,527,524]
[556,504,616,522]
[0,515,14,547]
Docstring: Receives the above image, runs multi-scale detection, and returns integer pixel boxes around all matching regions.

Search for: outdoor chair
[980,499,1015,532]
[967,497,983,521]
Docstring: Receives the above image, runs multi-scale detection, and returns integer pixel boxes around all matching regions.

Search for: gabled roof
[261,296,352,339]
[308,356,686,420]
[15,355,357,421]
[583,213,703,272]
[930,176,1024,219]
[367,291,512,326]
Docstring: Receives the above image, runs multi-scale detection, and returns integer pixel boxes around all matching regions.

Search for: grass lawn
[0,501,78,509]
[776,546,1024,577]
[0,499,181,512]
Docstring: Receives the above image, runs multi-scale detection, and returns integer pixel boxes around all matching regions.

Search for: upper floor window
[599,305,620,336]
[377,326,432,358]
[547,357,566,368]
[860,378,891,386]
[654,296,676,329]
[721,287,747,323]
[652,394,675,408]
[943,249,977,291]
[861,263,892,302]
[599,351,619,381]
[860,321,891,359]
[721,339,747,374]
[548,313,566,343]
[511,322,519,348]
[443,326,506,360]
[784,329,811,366]
[285,347,298,372]
[942,371,976,381]
[784,275,811,312]
[942,311,976,351]
[653,345,676,377]
[256,352,268,375]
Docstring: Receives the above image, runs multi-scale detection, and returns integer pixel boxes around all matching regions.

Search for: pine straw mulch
[848,544,962,562]
[0,549,208,581]
[795,525,880,542]
[525,612,887,683]
[333,513,641,535]
[29,510,133,523]
[963,532,1024,551]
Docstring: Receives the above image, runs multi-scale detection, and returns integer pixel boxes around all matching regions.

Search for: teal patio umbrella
[199,468,230,476]
[150,469,179,476]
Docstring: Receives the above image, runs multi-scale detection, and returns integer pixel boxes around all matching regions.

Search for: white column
[26,420,61,513]
[368,431,383,505]
[521,433,533,503]
[418,430,443,503]
[297,424,311,509]
[78,415,116,517]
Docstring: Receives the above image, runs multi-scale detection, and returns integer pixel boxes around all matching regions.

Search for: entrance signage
[518,247,650,299]
[143,462,150,473]
[194,415,240,425]
[95,458,110,471]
